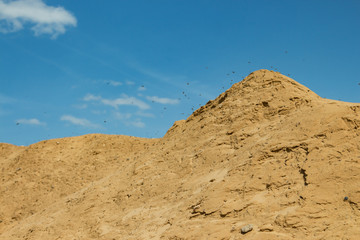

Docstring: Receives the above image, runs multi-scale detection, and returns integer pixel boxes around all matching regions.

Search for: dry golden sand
[1,69,360,239]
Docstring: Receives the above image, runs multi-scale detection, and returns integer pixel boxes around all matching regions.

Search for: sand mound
[1,69,360,239]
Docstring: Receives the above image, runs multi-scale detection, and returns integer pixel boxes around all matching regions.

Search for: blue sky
[0,0,359,146]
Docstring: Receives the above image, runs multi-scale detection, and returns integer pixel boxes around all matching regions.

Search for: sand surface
[1,69,360,239]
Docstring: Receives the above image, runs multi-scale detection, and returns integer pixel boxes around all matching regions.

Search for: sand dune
[1,69,360,239]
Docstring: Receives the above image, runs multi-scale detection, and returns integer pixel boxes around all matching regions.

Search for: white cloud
[0,0,77,38]
[146,96,180,104]
[16,118,46,125]
[84,94,150,110]
[60,115,99,128]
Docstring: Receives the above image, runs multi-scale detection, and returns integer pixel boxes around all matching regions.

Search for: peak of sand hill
[1,70,360,239]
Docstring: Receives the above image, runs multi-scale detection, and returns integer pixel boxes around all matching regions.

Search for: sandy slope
[1,69,360,239]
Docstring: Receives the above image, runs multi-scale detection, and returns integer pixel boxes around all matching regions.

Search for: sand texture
[1,69,360,239]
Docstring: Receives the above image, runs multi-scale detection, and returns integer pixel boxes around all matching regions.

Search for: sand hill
[1,69,360,239]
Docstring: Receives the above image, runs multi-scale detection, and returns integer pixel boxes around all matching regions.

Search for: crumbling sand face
[1,69,360,239]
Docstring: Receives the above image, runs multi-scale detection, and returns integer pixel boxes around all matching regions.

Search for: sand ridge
[1,69,360,239]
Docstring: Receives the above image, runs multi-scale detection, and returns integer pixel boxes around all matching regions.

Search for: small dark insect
[344,196,349,201]
[232,71,235,74]
[16,122,20,125]
[104,120,107,123]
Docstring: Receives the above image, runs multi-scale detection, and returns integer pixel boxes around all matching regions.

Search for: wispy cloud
[146,96,180,104]
[0,94,16,116]
[135,111,155,118]
[130,64,179,85]
[16,118,46,126]
[72,103,87,109]
[97,79,135,87]
[126,119,145,128]
[91,110,107,115]
[114,112,132,120]
[0,93,16,104]
[126,80,135,85]
[113,112,145,128]
[105,80,122,86]
[84,94,150,110]
[83,94,101,101]
[138,85,146,91]
[127,61,213,100]
[0,0,77,38]
[60,115,99,128]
